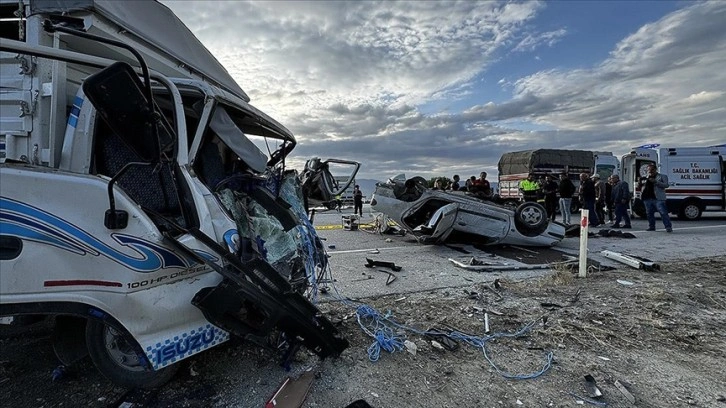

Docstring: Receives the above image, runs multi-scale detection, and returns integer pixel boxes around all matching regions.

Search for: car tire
[514,202,549,236]
[86,319,178,389]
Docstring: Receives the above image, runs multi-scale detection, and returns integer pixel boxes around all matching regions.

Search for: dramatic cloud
[162,0,726,181]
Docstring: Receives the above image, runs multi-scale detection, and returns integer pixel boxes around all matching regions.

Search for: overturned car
[370,175,565,246]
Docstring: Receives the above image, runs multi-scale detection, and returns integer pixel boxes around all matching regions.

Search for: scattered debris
[449,258,553,272]
[596,229,636,239]
[616,279,635,286]
[430,340,445,351]
[424,328,460,351]
[404,340,417,355]
[484,313,490,333]
[567,392,608,407]
[614,380,636,404]
[365,258,402,272]
[597,356,611,361]
[265,370,316,408]
[51,365,66,382]
[601,250,661,271]
[584,374,603,398]
[344,400,373,408]
[540,302,563,309]
[375,269,398,285]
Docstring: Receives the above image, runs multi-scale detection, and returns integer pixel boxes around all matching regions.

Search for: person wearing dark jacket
[558,173,575,225]
[542,174,559,221]
[640,164,672,232]
[610,174,631,228]
[579,173,600,227]
[353,185,363,217]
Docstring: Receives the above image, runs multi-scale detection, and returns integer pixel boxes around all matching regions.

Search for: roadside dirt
[1,256,725,407]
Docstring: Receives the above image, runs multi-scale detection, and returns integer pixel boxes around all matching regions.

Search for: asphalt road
[311,205,726,302]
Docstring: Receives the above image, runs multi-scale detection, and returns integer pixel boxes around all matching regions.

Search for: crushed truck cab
[0,0,349,389]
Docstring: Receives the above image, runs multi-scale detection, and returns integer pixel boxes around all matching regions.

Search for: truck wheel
[514,202,549,236]
[86,320,178,389]
[678,201,702,220]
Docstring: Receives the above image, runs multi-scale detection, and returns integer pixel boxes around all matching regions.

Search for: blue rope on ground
[314,232,553,379]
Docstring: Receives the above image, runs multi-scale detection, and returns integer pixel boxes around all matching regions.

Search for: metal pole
[579,209,589,277]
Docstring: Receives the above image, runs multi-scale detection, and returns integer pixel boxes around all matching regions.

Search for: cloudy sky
[162,0,726,181]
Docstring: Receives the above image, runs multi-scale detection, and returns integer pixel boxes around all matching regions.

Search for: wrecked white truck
[0,0,351,389]
[370,175,566,246]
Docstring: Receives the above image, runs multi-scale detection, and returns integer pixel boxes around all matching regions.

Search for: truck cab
[1,0,348,389]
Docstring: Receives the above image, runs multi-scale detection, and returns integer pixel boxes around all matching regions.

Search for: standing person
[593,174,607,225]
[519,173,539,203]
[605,176,615,224]
[610,174,631,228]
[353,185,363,217]
[542,174,559,221]
[579,173,600,227]
[450,175,461,191]
[558,173,575,225]
[640,164,673,232]
[334,194,342,213]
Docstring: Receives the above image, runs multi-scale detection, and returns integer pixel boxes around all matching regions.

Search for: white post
[579,209,589,278]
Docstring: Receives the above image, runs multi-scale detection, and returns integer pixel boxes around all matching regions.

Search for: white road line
[328,246,416,254]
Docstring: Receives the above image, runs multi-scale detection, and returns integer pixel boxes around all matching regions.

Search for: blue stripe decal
[0,197,218,273]
[67,96,83,128]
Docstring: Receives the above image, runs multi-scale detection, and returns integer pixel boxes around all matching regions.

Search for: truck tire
[514,202,549,236]
[678,200,702,220]
[86,320,178,389]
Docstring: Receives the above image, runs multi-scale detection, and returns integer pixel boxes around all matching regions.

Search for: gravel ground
[2,253,725,408]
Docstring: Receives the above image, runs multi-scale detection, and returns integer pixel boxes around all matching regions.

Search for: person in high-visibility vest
[519,173,540,202]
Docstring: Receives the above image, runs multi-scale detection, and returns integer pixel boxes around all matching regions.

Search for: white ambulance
[622,146,726,220]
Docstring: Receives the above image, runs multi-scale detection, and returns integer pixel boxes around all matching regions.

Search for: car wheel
[86,319,178,389]
[678,201,702,220]
[514,202,549,236]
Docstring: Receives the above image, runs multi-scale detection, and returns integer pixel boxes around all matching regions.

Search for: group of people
[434,172,494,198]
[518,164,672,232]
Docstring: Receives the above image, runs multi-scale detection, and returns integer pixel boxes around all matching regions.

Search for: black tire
[514,202,549,236]
[86,319,178,389]
[678,200,702,220]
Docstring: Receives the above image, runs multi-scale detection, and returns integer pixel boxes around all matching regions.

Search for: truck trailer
[497,149,618,212]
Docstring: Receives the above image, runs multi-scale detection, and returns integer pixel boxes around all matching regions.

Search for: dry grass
[537,264,576,287]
